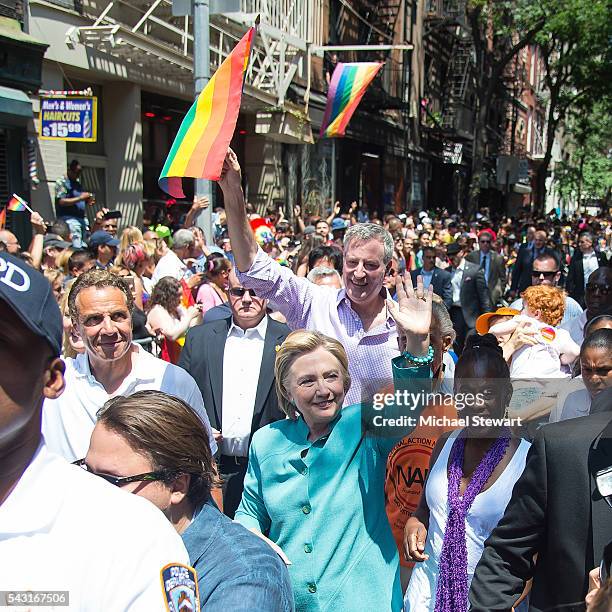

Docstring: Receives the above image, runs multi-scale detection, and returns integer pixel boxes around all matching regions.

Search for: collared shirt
[0,443,190,611]
[421,268,434,289]
[42,344,217,462]
[237,247,399,406]
[221,316,268,457]
[511,296,583,327]
[560,309,588,345]
[450,259,466,306]
[582,251,599,287]
[182,500,293,611]
[151,250,187,287]
[235,359,429,611]
[480,251,490,282]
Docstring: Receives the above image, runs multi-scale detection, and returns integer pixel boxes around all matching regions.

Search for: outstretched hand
[218,148,242,193]
[387,273,433,356]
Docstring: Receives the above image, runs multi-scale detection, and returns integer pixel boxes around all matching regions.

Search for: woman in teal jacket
[235,275,434,611]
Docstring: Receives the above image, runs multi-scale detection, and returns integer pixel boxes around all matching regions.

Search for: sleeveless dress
[403,430,530,612]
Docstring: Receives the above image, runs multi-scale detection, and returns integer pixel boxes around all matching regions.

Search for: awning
[0,85,32,118]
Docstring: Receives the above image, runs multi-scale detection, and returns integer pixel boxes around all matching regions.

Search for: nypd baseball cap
[0,252,63,356]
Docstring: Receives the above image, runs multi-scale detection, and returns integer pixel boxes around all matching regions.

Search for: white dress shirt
[151,250,187,287]
[221,316,268,457]
[582,251,599,287]
[0,443,189,611]
[450,259,466,306]
[42,344,217,462]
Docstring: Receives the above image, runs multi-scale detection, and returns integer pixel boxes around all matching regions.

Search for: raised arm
[371,274,433,455]
[218,149,258,272]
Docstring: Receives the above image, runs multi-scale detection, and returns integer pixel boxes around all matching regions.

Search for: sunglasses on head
[532,269,558,278]
[229,287,258,298]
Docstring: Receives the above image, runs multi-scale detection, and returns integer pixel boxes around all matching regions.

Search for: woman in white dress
[403,333,531,612]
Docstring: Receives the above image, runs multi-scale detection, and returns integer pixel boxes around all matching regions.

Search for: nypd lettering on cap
[0,257,30,292]
[160,563,200,612]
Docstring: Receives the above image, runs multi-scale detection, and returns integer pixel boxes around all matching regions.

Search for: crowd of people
[0,151,611,612]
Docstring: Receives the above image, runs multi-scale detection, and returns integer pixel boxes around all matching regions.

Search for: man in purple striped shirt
[218,149,400,406]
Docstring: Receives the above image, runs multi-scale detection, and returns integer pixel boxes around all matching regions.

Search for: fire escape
[332,0,406,110]
[500,51,528,157]
[423,0,474,142]
[64,0,322,111]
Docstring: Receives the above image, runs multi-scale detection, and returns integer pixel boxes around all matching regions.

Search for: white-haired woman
[235,275,434,611]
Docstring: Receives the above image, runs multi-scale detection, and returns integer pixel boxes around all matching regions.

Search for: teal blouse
[235,359,430,611]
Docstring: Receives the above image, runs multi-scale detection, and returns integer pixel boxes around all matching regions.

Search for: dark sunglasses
[531,269,558,278]
[73,459,178,487]
[229,287,258,298]
[586,283,610,295]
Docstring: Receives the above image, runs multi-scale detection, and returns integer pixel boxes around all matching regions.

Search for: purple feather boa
[434,433,511,612]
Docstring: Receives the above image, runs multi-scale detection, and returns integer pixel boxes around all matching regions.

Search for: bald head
[0,230,20,254]
[533,230,547,250]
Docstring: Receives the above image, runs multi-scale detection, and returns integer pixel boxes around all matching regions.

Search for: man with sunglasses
[0,253,194,610]
[466,229,506,306]
[179,269,290,518]
[562,267,612,345]
[509,252,583,327]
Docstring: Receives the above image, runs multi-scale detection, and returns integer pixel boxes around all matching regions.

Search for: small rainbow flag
[320,62,383,138]
[159,25,257,197]
[0,207,5,230]
[7,194,29,212]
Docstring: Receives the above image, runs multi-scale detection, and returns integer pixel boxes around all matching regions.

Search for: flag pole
[193,0,213,245]
[12,194,35,215]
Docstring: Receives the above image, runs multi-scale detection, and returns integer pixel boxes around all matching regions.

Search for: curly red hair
[521,285,566,327]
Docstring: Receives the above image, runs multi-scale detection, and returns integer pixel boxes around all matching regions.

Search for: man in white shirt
[179,270,290,517]
[566,231,610,307]
[42,269,217,462]
[446,241,492,354]
[151,228,204,288]
[0,253,197,611]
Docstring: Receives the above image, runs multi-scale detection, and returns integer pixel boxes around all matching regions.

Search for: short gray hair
[307,266,342,283]
[343,223,394,264]
[172,229,195,250]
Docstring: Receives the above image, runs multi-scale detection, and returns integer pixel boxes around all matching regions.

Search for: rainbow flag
[320,62,383,138]
[7,194,28,212]
[159,26,257,197]
[0,207,5,230]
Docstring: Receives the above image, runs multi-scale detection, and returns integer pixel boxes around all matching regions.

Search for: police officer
[0,252,199,611]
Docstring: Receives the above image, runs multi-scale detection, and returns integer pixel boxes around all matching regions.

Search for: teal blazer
[235,359,429,611]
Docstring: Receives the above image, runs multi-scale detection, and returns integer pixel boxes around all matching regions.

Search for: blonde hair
[44,268,65,289]
[274,330,351,419]
[59,281,79,359]
[521,285,566,327]
[115,227,144,266]
[56,248,75,275]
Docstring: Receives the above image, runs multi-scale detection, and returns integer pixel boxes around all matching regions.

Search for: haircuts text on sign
[39,97,97,142]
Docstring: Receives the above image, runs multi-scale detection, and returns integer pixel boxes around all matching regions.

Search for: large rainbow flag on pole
[159,25,257,197]
[320,62,383,138]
